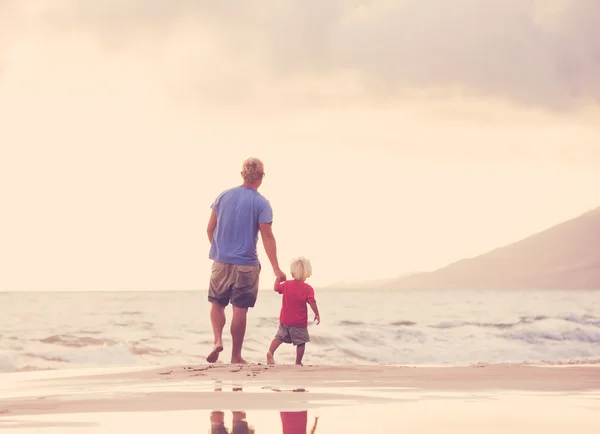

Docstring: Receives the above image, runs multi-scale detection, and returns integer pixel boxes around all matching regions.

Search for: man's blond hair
[241,158,265,183]
[290,256,312,282]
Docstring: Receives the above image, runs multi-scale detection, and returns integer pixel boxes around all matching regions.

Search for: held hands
[274,267,286,283]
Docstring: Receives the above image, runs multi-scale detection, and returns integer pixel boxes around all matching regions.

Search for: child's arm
[306,285,320,324]
[306,285,321,325]
[309,300,320,325]
[310,416,319,434]
[274,278,285,294]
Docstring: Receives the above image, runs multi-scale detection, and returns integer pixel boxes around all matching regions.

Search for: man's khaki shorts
[208,261,261,308]
[275,323,310,346]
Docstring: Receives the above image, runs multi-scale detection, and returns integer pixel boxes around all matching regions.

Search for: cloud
[0,0,22,76]
[333,1,560,104]
[15,0,600,110]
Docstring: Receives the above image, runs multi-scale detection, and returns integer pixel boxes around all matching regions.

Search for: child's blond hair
[290,257,312,282]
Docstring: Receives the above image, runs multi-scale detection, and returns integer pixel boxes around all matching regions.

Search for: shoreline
[3,362,600,383]
[2,363,600,401]
[2,358,600,375]
[88,363,600,390]
[2,364,599,432]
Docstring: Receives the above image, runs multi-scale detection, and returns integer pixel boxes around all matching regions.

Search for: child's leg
[295,343,305,365]
[267,338,283,365]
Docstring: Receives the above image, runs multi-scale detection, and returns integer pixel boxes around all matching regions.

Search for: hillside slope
[381,206,600,290]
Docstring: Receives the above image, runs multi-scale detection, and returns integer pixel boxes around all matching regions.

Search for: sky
[1,0,600,290]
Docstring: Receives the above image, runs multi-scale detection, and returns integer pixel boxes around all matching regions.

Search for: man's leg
[229,264,260,364]
[207,266,230,427]
[231,411,249,434]
[207,302,226,363]
[230,306,248,364]
[210,411,226,434]
[207,262,232,363]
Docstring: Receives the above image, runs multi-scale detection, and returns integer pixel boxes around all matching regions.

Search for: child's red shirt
[275,280,315,328]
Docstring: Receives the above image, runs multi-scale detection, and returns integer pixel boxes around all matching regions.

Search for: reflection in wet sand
[210,411,256,434]
[281,411,318,434]
[209,410,318,434]
[211,385,256,434]
[209,384,318,434]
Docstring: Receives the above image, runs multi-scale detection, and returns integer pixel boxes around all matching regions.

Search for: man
[206,157,286,364]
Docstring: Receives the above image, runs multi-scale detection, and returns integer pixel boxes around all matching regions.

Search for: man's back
[209,186,272,266]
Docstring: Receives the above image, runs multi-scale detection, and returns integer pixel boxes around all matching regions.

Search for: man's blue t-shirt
[209,186,273,266]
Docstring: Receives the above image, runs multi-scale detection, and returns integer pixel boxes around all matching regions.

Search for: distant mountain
[325,273,423,289]
[326,277,396,289]
[379,206,600,290]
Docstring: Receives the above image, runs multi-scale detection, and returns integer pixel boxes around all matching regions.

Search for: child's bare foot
[206,345,223,363]
[266,352,275,365]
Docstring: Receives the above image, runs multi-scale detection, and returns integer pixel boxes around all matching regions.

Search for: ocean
[1,289,599,373]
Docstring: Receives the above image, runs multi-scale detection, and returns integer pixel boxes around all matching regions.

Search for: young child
[267,257,320,366]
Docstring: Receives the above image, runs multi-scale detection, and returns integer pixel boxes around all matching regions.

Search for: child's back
[277,280,315,328]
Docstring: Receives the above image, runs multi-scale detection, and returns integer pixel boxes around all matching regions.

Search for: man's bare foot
[296,362,303,366]
[230,357,247,364]
[266,351,275,365]
[206,345,223,363]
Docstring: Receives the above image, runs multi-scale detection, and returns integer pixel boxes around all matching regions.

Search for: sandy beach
[3,1,600,433]
[2,364,600,433]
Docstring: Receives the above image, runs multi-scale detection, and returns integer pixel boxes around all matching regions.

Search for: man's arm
[259,222,285,281]
[207,211,217,244]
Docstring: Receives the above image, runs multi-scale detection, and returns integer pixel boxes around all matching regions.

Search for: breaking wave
[1,290,599,373]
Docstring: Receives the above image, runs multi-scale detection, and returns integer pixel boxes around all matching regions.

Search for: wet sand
[1,364,600,433]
